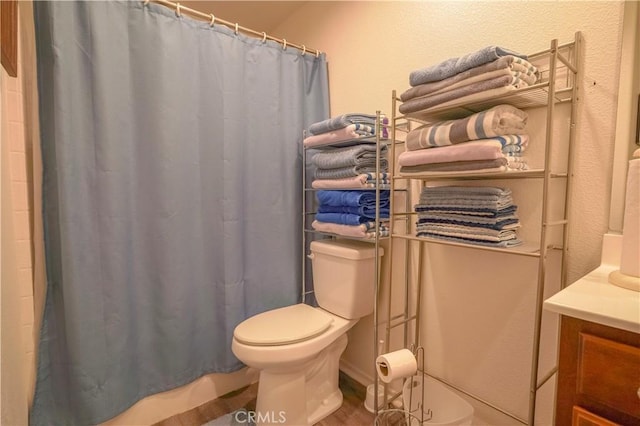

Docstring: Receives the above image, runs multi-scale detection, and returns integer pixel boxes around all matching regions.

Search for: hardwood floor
[153,372,377,426]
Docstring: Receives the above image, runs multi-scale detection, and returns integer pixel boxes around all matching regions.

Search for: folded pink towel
[303,124,374,148]
[311,220,389,239]
[398,140,503,167]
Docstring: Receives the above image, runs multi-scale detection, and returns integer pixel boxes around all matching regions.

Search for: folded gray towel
[309,114,377,135]
[312,144,388,170]
[409,46,528,86]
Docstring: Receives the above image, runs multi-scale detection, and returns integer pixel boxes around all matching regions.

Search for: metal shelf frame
[301,112,388,308]
[375,32,582,425]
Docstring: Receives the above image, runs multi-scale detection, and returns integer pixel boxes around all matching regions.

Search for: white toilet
[232,239,383,426]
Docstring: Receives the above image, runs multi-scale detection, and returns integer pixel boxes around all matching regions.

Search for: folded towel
[415,205,518,218]
[315,212,375,226]
[405,105,528,150]
[318,204,390,219]
[407,69,532,102]
[398,140,504,167]
[416,215,520,230]
[311,173,390,189]
[314,164,389,180]
[309,114,389,138]
[400,158,508,174]
[409,46,528,86]
[402,56,537,101]
[416,223,519,240]
[312,144,388,170]
[421,185,512,197]
[317,190,390,208]
[400,75,522,115]
[416,232,523,248]
[303,124,376,148]
[502,144,527,154]
[506,155,529,170]
[312,220,389,239]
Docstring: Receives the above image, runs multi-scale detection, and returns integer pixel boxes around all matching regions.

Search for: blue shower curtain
[30,1,329,424]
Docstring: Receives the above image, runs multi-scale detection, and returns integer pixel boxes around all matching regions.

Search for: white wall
[274,2,624,424]
[8,2,627,423]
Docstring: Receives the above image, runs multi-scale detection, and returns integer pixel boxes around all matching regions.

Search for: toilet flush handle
[307,253,315,260]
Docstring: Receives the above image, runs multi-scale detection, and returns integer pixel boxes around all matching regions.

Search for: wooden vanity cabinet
[556,316,640,426]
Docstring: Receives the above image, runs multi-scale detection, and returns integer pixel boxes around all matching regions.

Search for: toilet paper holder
[375,345,431,425]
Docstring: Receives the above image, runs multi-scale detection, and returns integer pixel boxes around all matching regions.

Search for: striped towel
[405,104,527,151]
[405,105,527,150]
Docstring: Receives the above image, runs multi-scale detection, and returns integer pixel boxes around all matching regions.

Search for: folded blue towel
[410,46,528,86]
[315,212,373,226]
[318,204,390,219]
[317,190,390,208]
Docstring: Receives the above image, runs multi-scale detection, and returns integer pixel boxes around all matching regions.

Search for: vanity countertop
[543,234,640,334]
[544,263,640,333]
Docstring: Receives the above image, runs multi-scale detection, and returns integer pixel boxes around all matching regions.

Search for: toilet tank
[309,239,384,319]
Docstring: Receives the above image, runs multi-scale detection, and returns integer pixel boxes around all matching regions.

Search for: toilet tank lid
[310,239,384,260]
[234,304,333,346]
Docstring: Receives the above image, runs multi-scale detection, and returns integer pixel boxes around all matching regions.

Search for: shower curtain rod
[146,0,321,57]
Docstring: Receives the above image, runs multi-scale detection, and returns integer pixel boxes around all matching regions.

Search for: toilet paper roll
[621,157,640,278]
[376,349,417,383]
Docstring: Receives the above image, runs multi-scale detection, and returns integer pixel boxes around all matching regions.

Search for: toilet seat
[234,304,333,346]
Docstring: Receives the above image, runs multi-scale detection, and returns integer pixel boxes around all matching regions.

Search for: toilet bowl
[232,304,357,425]
[231,239,383,426]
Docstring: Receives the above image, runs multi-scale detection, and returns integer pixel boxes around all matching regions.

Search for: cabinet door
[572,406,620,426]
[577,333,640,419]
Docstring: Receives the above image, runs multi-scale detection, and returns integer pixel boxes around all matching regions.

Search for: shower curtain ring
[235,23,239,35]
[301,45,306,56]
[262,32,267,43]
[143,0,150,6]
[209,14,215,27]
[175,2,182,17]
[315,49,320,58]
[282,39,287,50]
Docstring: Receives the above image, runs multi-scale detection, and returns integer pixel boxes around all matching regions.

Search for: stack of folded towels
[415,186,522,247]
[311,144,390,189]
[399,46,539,115]
[304,113,388,148]
[398,104,530,175]
[312,190,390,239]
[306,114,391,239]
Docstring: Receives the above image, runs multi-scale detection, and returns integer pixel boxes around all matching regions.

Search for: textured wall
[274,2,624,424]
[1,41,30,426]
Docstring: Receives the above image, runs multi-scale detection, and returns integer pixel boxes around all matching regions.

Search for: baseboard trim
[339,360,374,388]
